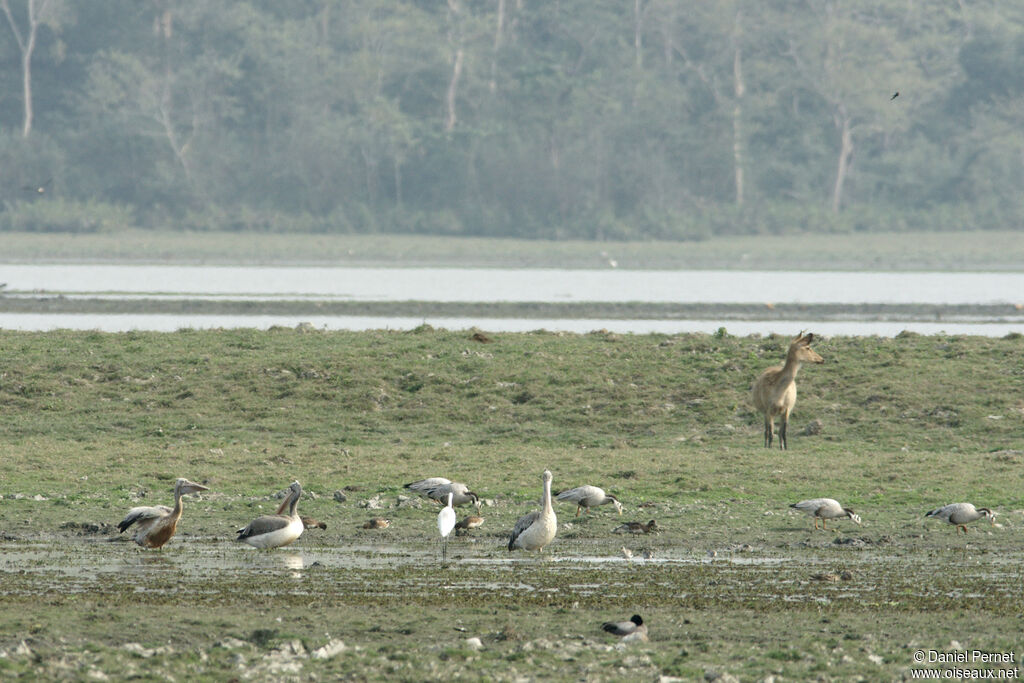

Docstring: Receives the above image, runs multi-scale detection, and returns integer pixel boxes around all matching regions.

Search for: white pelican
[438,492,457,564]
[601,615,648,642]
[237,481,304,548]
[508,469,557,553]
[454,515,484,535]
[117,478,209,549]
[926,503,994,534]
[790,498,862,531]
[405,477,480,508]
[555,485,623,516]
[613,519,657,534]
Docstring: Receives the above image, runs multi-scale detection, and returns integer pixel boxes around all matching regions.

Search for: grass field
[1,328,1022,681]
[3,228,1024,270]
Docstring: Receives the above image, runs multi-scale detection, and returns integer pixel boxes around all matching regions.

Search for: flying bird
[117,478,209,549]
[890,91,899,100]
[22,178,51,194]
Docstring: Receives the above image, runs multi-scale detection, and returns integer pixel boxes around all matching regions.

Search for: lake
[1,264,1022,335]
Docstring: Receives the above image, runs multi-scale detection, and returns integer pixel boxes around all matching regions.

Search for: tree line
[0,0,1021,240]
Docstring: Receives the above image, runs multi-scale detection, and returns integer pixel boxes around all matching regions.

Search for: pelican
[405,477,480,508]
[454,515,484,535]
[601,615,648,642]
[613,519,657,534]
[237,481,304,548]
[555,485,623,517]
[508,469,557,553]
[438,492,457,564]
[117,478,209,549]
[926,503,995,534]
[790,498,862,531]
[362,518,390,529]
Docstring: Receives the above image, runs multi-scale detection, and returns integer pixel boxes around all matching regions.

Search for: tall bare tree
[1,0,56,138]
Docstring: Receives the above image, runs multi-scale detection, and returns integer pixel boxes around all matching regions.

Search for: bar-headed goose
[405,477,480,508]
[555,485,623,516]
[790,498,861,531]
[508,470,557,553]
[926,503,995,534]
[117,478,209,549]
[237,481,304,548]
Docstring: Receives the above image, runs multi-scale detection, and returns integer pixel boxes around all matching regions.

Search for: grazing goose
[926,503,994,534]
[508,470,557,553]
[237,481,304,548]
[438,492,457,564]
[790,498,862,531]
[117,478,209,549]
[556,485,623,517]
[601,615,648,642]
[405,477,480,508]
[362,518,391,529]
[613,519,657,534]
[454,515,484,535]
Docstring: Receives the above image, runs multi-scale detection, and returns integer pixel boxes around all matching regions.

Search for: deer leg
[764,416,773,448]
[779,413,788,450]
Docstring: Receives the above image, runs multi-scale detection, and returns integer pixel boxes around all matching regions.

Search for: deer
[751,332,824,449]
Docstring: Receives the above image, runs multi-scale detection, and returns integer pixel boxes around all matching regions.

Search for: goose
[274,496,325,530]
[405,477,480,508]
[117,478,209,549]
[601,614,648,642]
[454,515,484,535]
[790,498,862,531]
[508,469,557,553]
[438,492,457,564]
[613,519,657,534]
[926,503,995,534]
[237,481,304,548]
[555,485,623,517]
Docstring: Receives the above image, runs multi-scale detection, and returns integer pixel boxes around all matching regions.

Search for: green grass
[1,328,1023,681]
[2,228,1024,270]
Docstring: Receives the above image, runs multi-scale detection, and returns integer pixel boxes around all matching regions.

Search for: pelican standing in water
[556,485,623,517]
[237,481,304,548]
[508,470,557,553]
[438,492,457,564]
[117,478,209,549]
[926,503,995,534]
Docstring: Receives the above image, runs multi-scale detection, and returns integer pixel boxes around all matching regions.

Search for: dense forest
[0,0,1022,240]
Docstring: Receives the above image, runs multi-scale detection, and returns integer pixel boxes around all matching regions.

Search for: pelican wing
[237,514,292,540]
[507,511,540,550]
[118,505,172,532]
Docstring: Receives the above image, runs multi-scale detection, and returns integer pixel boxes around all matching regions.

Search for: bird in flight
[890,91,899,100]
[22,178,51,194]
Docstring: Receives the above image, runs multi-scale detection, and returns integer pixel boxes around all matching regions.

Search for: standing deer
[751,332,824,449]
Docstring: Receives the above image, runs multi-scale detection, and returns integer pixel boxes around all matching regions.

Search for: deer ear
[803,332,815,344]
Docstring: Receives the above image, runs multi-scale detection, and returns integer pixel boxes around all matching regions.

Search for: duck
[926,503,994,534]
[117,478,209,549]
[601,615,648,642]
[508,470,557,553]
[362,518,391,529]
[555,485,623,517]
[613,519,657,534]
[237,481,304,548]
[789,498,862,531]
[273,495,325,530]
[454,515,484,535]
[405,477,480,508]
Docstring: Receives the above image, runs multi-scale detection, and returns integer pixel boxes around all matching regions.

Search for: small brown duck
[301,517,327,530]
[454,515,484,534]
[613,519,657,534]
[362,518,391,529]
